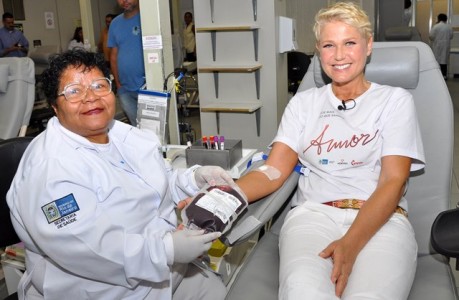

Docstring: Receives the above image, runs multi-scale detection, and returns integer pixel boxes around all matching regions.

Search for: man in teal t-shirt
[108,0,145,126]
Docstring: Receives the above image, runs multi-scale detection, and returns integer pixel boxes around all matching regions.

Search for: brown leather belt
[322,199,408,217]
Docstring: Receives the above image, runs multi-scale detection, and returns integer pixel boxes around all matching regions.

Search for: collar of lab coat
[49,116,135,151]
[48,117,163,183]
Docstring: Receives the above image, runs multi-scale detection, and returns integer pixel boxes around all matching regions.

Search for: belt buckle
[342,199,360,209]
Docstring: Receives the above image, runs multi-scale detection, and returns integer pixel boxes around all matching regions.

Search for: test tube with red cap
[202,136,208,149]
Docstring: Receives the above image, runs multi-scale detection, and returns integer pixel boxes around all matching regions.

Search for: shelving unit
[198,64,262,99]
[194,0,287,149]
[209,0,258,22]
[201,101,262,136]
[196,25,260,61]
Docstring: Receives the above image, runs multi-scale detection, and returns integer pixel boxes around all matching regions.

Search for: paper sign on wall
[45,12,55,29]
[143,35,163,50]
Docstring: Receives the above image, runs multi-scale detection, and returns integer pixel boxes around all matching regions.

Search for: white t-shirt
[273,83,425,210]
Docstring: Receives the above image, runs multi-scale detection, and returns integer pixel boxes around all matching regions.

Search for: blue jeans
[118,91,139,126]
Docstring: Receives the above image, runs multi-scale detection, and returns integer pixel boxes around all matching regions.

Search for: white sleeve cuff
[163,232,174,266]
[188,164,201,190]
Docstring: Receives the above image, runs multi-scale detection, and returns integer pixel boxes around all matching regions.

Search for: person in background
[403,0,412,26]
[68,26,90,51]
[183,12,196,62]
[98,13,114,67]
[235,2,424,299]
[430,13,453,80]
[7,50,228,299]
[108,0,145,127]
[0,12,29,57]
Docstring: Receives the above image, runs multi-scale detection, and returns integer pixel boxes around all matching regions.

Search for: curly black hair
[42,50,110,108]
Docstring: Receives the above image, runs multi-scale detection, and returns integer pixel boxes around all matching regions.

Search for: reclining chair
[0,137,34,299]
[225,41,457,299]
[0,57,35,139]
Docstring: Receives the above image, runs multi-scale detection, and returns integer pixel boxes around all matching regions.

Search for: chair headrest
[385,26,413,41]
[313,46,419,89]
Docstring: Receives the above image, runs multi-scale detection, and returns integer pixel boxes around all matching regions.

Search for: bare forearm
[342,156,411,251]
[343,180,406,252]
[236,171,285,203]
[236,142,298,203]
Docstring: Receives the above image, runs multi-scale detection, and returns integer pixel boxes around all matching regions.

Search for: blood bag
[181,185,248,234]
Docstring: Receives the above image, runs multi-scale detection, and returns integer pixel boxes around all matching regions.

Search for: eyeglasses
[57,77,112,103]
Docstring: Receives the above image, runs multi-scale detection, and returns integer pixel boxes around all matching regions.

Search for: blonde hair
[313,2,373,42]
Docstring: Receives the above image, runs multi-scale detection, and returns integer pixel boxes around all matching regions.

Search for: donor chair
[0,57,35,139]
[225,41,457,299]
[0,137,33,299]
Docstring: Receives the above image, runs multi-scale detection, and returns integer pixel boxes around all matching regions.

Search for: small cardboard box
[186,139,242,170]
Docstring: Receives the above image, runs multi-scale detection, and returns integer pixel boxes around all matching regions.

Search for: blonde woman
[236,2,424,299]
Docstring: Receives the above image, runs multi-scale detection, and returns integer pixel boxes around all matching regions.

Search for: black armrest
[431,207,459,258]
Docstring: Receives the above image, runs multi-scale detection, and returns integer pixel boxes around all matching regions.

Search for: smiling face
[52,66,116,143]
[316,21,372,88]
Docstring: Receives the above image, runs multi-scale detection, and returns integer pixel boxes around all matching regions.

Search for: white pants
[279,202,417,300]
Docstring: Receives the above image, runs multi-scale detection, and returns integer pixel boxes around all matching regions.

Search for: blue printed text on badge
[42,193,80,224]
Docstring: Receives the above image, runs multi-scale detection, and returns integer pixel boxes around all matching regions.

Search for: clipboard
[137,90,171,145]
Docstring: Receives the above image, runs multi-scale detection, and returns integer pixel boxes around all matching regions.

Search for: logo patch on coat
[42,193,80,226]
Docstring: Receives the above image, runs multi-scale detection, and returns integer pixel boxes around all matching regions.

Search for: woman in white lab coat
[430,13,453,79]
[7,50,228,300]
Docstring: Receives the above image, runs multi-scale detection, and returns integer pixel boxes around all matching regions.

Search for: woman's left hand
[319,238,359,298]
[177,197,192,210]
[176,198,193,230]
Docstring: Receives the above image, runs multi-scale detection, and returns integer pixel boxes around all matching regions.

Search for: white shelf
[196,25,259,32]
[201,101,262,113]
[201,101,262,136]
[199,64,262,99]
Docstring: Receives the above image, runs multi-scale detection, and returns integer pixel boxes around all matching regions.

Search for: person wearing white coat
[7,50,230,300]
[430,13,453,79]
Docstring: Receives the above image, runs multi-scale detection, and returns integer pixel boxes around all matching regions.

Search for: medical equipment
[181,185,248,234]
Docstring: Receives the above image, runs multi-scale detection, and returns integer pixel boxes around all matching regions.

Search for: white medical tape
[252,164,281,181]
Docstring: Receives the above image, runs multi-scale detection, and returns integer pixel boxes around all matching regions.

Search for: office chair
[225,41,457,299]
[0,58,35,139]
[287,51,311,94]
[0,137,33,299]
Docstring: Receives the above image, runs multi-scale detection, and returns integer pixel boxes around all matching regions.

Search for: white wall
[0,0,79,52]
[92,0,122,48]
[0,0,119,52]
[285,0,375,54]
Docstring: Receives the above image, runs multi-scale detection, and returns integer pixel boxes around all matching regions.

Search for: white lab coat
[430,21,453,64]
[7,117,201,299]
